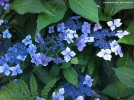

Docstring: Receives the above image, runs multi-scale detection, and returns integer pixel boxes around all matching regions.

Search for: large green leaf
[68,0,99,24]
[10,0,51,15]
[114,67,134,88]
[36,0,67,37]
[105,0,134,16]
[118,21,134,45]
[116,52,134,69]
[63,67,78,87]
[102,80,134,98]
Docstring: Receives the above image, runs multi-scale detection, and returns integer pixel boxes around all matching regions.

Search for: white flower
[61,47,76,62]
[97,49,112,61]
[75,96,84,100]
[66,29,78,39]
[107,19,122,31]
[110,40,123,57]
[115,30,129,38]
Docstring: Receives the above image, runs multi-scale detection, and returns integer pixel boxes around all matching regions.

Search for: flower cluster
[62,74,94,99]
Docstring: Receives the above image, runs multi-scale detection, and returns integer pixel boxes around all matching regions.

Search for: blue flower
[83,75,94,87]
[36,96,45,100]
[57,22,65,32]
[27,44,37,56]
[39,53,51,66]
[4,3,9,9]
[10,64,23,76]
[22,35,32,46]
[81,22,91,34]
[52,88,65,100]
[49,26,54,33]
[35,33,44,43]
[61,47,76,62]
[2,29,12,38]
[0,64,10,76]
[52,57,65,64]
[31,53,42,66]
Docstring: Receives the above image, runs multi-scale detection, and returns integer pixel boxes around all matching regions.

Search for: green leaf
[128,97,134,100]
[105,0,134,16]
[61,62,71,69]
[36,0,67,37]
[68,0,99,24]
[30,75,38,99]
[71,57,78,64]
[63,67,78,87]
[118,21,134,45]
[78,58,88,65]
[102,80,134,98]
[41,78,60,99]
[114,67,134,88]
[49,65,60,78]
[116,52,134,69]
[10,0,51,15]
[34,67,52,84]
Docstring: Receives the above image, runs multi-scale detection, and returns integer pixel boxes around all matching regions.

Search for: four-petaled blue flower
[2,29,12,38]
[10,64,23,76]
[22,35,32,46]
[61,47,76,62]
[57,22,65,32]
[0,64,10,76]
[83,75,94,87]
[49,26,54,33]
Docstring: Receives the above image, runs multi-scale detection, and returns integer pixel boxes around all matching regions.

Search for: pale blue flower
[39,53,51,66]
[10,64,23,76]
[49,26,54,33]
[16,55,27,61]
[36,96,45,100]
[61,47,76,62]
[115,30,129,39]
[93,24,102,31]
[110,40,123,57]
[2,29,12,38]
[0,0,8,6]
[97,49,112,61]
[66,29,78,39]
[22,35,32,46]
[107,19,122,31]
[35,33,44,43]
[31,53,42,66]
[83,75,94,87]
[4,3,9,10]
[82,22,91,34]
[52,88,65,100]
[0,64,10,76]
[27,44,37,56]
[75,96,84,100]
[57,23,65,32]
